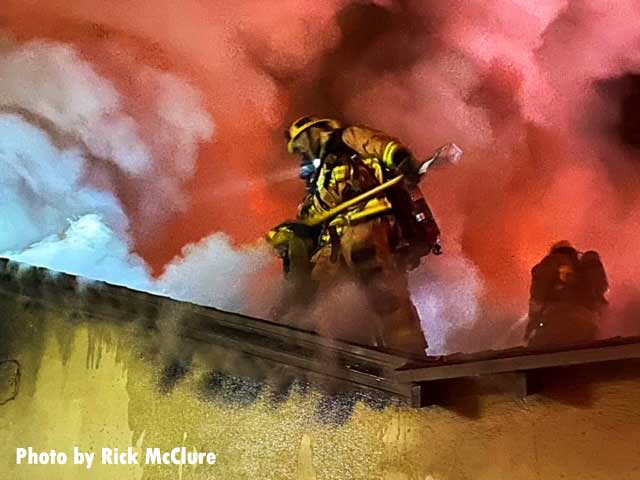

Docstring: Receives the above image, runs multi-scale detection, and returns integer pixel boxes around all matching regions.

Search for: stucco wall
[1,292,640,480]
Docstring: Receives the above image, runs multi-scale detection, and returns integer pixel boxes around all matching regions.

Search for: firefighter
[525,241,608,347]
[267,116,441,355]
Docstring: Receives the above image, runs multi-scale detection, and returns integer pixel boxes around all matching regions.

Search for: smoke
[2,0,640,353]
[410,252,485,355]
[0,36,213,238]
[4,214,155,293]
[159,235,277,315]
[0,113,128,252]
[0,40,151,175]
[0,36,277,315]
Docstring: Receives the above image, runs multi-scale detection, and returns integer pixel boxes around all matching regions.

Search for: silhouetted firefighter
[525,240,609,347]
[266,116,461,355]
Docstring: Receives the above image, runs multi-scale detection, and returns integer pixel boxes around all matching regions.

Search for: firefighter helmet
[286,116,341,153]
[550,240,575,253]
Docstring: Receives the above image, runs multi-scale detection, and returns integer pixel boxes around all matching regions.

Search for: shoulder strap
[320,128,354,159]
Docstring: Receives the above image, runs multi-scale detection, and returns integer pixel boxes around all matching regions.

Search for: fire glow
[1,0,639,352]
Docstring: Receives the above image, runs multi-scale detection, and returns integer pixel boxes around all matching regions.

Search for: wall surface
[1,288,640,480]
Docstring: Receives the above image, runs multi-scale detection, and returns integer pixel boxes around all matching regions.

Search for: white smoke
[159,234,277,313]
[410,252,485,355]
[5,214,155,293]
[0,114,129,252]
[0,36,276,318]
[0,111,154,290]
[0,37,213,227]
[0,40,152,175]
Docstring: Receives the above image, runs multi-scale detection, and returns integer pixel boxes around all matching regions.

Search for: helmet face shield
[298,151,321,190]
[299,160,317,182]
[298,146,318,181]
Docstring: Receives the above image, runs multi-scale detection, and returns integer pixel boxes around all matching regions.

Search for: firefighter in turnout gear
[525,240,609,348]
[267,116,449,356]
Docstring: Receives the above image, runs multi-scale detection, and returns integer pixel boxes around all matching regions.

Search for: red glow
[3,0,640,331]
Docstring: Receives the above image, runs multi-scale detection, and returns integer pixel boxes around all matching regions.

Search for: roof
[2,257,639,407]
